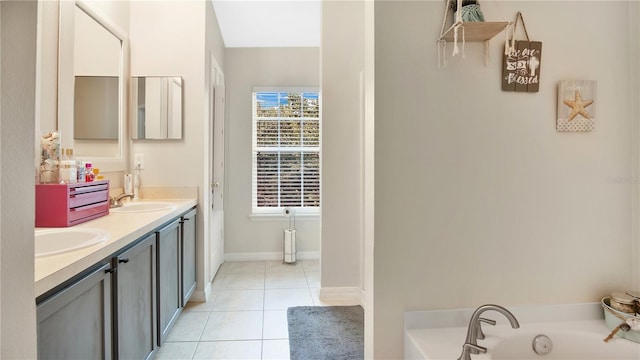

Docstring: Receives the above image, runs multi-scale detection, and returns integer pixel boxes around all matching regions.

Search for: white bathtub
[405,303,640,359]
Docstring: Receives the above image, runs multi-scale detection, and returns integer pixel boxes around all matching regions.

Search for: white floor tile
[201,311,264,341]
[262,339,290,360]
[184,294,217,312]
[212,272,225,291]
[154,341,198,360]
[262,310,289,340]
[192,340,262,360]
[218,261,231,273]
[265,261,303,273]
[221,272,266,290]
[161,260,353,359]
[301,260,319,272]
[265,271,308,289]
[226,261,266,273]
[264,289,313,310]
[213,289,264,311]
[304,271,320,289]
[165,312,210,342]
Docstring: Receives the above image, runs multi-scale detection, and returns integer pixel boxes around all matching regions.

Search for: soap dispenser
[133,165,141,199]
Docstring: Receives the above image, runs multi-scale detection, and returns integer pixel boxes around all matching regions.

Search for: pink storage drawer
[36,180,110,227]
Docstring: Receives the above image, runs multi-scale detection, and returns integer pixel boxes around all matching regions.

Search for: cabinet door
[181,208,197,305]
[157,219,181,345]
[37,263,112,360]
[116,233,157,360]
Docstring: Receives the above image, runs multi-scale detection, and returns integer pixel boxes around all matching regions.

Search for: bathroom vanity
[35,198,197,360]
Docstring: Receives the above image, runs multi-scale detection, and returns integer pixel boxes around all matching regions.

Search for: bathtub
[405,303,640,359]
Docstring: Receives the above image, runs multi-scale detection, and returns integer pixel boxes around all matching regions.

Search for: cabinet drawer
[69,182,109,195]
[69,189,108,208]
[69,201,109,224]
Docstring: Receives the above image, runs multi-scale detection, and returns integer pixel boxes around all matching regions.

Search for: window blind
[252,91,320,212]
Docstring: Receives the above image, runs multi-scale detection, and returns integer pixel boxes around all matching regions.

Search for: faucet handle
[458,343,487,360]
[476,317,497,340]
[464,343,487,353]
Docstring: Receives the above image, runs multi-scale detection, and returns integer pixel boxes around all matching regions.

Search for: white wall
[1,1,38,357]
[36,0,59,136]
[374,1,637,357]
[224,47,320,258]
[129,0,226,299]
[321,1,364,289]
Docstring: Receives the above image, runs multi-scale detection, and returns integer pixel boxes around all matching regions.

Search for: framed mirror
[57,0,128,172]
[131,76,183,140]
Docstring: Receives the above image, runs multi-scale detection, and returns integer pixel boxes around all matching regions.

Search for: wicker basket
[602,297,640,343]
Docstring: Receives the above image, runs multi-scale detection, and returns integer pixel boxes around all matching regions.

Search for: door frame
[208,53,225,281]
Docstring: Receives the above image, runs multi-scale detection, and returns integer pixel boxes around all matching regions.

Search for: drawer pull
[119,258,130,264]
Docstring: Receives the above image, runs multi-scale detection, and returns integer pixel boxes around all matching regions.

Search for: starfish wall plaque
[557,80,597,132]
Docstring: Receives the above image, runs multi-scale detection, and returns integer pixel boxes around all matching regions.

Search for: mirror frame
[57,0,129,172]
[131,76,184,140]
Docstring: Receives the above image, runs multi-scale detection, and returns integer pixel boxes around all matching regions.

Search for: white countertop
[35,198,197,297]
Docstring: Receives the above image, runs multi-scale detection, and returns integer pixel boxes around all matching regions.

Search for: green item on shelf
[461,4,485,22]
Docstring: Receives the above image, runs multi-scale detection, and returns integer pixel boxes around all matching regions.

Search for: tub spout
[457,304,520,360]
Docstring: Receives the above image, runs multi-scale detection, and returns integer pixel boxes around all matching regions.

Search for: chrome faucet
[109,193,134,208]
[457,304,520,360]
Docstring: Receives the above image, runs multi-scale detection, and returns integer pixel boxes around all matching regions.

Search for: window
[252,88,320,215]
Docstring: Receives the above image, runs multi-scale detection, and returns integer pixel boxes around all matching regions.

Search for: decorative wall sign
[557,80,597,132]
[501,12,542,92]
[502,41,542,92]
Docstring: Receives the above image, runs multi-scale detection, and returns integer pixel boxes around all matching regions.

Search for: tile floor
[155,260,353,360]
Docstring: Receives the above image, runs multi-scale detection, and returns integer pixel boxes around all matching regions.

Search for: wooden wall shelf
[439,21,509,42]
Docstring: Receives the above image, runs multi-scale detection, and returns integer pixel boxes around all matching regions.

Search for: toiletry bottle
[68,149,77,184]
[85,162,94,182]
[124,174,133,194]
[59,148,77,184]
[133,166,140,199]
[77,160,85,183]
[58,148,69,183]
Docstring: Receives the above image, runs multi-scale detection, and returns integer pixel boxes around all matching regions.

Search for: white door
[209,58,225,279]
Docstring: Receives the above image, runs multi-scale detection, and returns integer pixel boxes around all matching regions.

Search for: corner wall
[321,1,365,290]
[375,1,636,357]
[1,1,38,357]
[224,47,320,259]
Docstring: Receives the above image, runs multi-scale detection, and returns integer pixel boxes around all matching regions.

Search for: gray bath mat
[287,305,364,360]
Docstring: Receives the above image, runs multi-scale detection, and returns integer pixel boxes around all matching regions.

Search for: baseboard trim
[224,251,319,262]
[189,279,212,303]
[319,287,363,306]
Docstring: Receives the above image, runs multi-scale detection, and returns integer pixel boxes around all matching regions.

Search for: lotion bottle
[124,174,133,194]
[133,165,141,199]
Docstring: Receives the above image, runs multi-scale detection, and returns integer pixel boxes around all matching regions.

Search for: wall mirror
[131,76,184,140]
[57,0,128,171]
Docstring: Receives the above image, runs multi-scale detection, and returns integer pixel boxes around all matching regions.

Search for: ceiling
[211,0,321,48]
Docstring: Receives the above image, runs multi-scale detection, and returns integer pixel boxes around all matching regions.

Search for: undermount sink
[110,201,176,213]
[35,227,110,258]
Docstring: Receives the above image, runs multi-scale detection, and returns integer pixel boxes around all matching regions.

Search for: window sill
[249,213,320,222]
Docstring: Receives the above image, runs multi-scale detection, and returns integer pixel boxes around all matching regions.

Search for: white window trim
[249,212,320,222]
[251,87,321,217]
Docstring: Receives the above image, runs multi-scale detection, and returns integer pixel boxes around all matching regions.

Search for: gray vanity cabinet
[115,233,157,360]
[37,206,197,358]
[181,209,197,306]
[37,263,112,360]
[157,219,181,345]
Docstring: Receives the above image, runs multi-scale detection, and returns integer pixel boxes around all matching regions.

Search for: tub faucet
[457,304,520,360]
